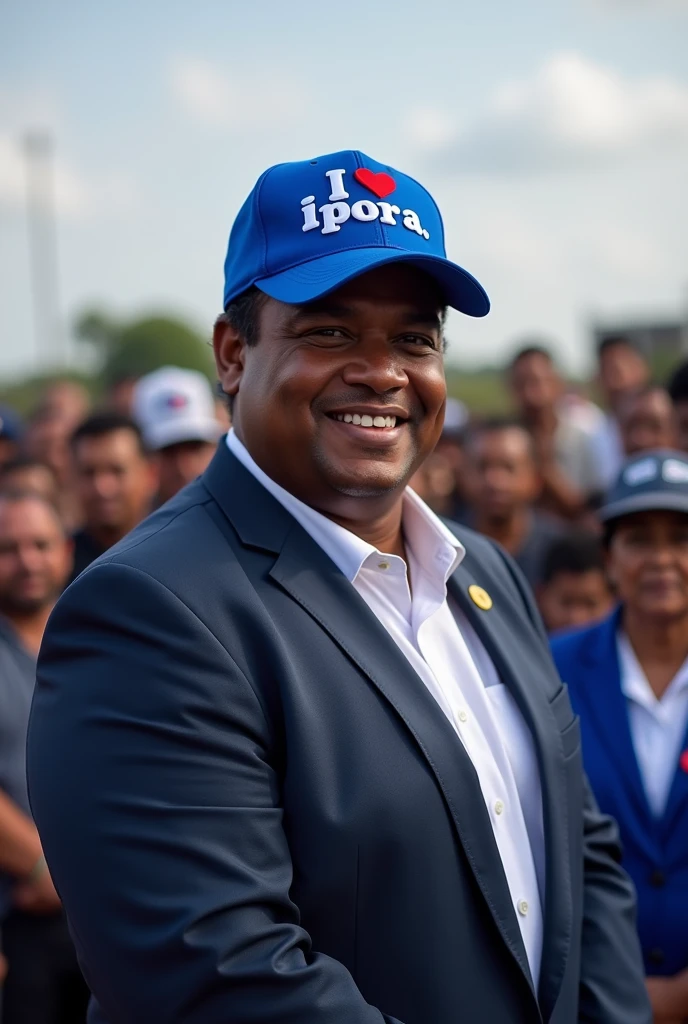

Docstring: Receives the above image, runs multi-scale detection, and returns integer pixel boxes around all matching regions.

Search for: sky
[1,0,688,382]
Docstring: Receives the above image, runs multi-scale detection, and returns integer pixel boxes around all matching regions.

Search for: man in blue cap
[27,151,649,1024]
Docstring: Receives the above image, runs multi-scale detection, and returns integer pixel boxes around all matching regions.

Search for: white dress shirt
[617,631,688,818]
[227,431,545,986]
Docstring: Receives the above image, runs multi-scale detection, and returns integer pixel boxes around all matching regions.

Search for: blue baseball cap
[600,450,688,524]
[223,149,489,317]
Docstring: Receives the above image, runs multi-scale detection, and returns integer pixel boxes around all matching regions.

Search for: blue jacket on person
[551,608,688,978]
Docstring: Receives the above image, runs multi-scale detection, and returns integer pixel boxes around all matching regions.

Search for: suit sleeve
[494,547,651,1024]
[27,562,404,1024]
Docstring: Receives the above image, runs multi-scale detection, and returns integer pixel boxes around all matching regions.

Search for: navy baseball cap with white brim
[599,450,688,524]
[223,150,490,317]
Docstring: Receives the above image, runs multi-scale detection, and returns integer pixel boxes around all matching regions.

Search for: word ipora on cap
[300,167,431,239]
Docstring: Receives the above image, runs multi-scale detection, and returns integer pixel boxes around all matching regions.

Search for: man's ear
[213,318,245,405]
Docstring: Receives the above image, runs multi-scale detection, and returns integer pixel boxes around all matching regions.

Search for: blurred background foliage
[1,309,215,414]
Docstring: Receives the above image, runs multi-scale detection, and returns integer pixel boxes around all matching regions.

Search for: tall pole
[23,131,63,371]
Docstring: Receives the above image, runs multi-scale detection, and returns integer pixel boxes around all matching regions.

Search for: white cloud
[403,106,457,150]
[410,53,688,173]
[169,56,305,131]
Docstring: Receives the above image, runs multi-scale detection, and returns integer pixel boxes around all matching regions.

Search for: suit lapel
[447,554,571,1019]
[575,614,658,858]
[202,444,534,993]
[269,523,535,993]
[201,446,536,991]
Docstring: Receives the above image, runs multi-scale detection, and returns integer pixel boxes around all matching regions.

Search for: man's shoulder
[75,479,228,589]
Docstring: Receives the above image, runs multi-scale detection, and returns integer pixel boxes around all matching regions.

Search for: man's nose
[340,340,408,394]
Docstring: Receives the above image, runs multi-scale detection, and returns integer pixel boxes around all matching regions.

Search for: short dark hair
[0,455,57,486]
[509,343,555,370]
[70,412,146,455]
[216,286,268,348]
[215,287,269,415]
[596,334,643,360]
[0,488,65,532]
[541,533,607,585]
[667,360,688,405]
[466,416,535,459]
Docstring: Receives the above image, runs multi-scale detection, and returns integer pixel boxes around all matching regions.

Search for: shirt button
[494,800,505,816]
[517,900,529,917]
[377,561,389,570]
[457,710,468,723]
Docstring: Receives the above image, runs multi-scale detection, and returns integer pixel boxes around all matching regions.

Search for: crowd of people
[1,327,688,1021]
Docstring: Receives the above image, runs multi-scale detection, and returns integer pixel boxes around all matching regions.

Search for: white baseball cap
[133,366,222,451]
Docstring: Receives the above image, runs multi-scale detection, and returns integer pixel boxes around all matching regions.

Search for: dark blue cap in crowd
[600,450,688,524]
[0,406,23,442]
[223,150,490,317]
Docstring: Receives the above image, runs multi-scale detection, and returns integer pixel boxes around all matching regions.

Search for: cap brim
[145,419,222,452]
[600,492,688,523]
[255,247,490,317]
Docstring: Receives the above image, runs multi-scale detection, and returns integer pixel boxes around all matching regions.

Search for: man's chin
[5,595,49,615]
[327,465,412,499]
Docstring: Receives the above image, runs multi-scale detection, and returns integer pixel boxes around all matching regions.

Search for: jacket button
[648,948,664,965]
[649,869,666,888]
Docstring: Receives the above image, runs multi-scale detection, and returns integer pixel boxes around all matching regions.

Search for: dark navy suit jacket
[552,609,688,978]
[27,444,650,1023]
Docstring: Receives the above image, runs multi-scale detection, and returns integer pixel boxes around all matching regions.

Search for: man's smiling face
[216,264,447,515]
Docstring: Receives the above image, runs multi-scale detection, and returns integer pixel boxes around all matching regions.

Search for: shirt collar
[617,629,688,710]
[226,430,465,584]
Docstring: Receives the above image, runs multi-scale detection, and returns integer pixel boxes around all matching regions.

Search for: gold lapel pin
[468,584,493,611]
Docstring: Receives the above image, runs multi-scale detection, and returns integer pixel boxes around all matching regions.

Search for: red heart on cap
[680,751,688,774]
[354,168,396,199]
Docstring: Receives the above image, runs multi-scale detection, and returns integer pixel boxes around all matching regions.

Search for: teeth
[333,413,399,428]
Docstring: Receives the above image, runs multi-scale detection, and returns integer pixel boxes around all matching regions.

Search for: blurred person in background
[24,411,80,531]
[0,409,24,472]
[104,373,139,417]
[36,380,90,429]
[0,458,60,509]
[133,367,221,506]
[667,360,688,454]
[0,491,88,1024]
[619,385,676,457]
[552,450,688,1023]
[69,413,158,584]
[507,344,602,520]
[410,397,469,518]
[462,418,566,588]
[214,394,231,434]
[594,336,650,489]
[537,533,613,635]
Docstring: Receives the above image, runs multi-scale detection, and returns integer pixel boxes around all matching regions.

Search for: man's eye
[399,334,436,348]
[310,328,347,339]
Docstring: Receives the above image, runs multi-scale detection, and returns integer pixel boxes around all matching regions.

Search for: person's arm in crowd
[0,788,60,913]
[646,971,688,1024]
[531,430,590,519]
[27,563,405,1024]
